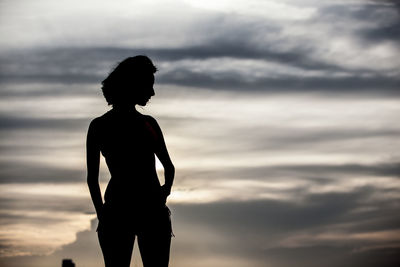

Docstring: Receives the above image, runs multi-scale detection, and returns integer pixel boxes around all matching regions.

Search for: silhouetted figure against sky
[87,56,175,267]
[62,259,75,267]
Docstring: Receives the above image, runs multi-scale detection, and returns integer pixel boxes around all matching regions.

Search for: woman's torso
[95,109,162,210]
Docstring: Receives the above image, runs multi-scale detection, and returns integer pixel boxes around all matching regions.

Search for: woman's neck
[112,105,142,117]
[112,105,136,112]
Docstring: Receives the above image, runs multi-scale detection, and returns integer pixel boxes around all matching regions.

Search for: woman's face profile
[131,72,155,106]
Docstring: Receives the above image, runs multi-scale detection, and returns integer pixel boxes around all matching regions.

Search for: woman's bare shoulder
[89,110,113,129]
[143,114,160,128]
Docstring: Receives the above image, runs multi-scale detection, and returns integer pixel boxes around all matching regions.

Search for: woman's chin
[137,100,149,106]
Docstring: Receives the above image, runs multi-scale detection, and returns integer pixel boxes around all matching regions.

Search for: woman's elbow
[165,162,175,174]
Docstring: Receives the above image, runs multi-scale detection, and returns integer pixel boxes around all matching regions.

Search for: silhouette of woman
[87,56,174,267]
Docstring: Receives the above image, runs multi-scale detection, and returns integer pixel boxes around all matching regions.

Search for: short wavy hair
[101,55,157,106]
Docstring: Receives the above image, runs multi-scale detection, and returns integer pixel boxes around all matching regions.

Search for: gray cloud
[0,195,91,214]
[0,1,398,95]
[172,187,382,237]
[243,127,400,151]
[1,47,398,97]
[170,186,400,266]
[0,115,89,130]
[359,1,400,43]
[0,218,102,267]
[159,69,400,93]
[315,1,400,44]
[362,23,400,42]
[171,118,400,157]
[210,162,400,182]
[0,161,85,183]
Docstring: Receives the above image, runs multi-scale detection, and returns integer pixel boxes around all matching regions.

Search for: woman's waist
[108,166,157,177]
[105,178,161,200]
[107,173,160,185]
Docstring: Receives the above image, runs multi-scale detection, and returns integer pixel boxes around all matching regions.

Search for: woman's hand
[96,204,105,222]
[161,184,171,205]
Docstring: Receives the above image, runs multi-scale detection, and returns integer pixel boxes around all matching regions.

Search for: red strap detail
[144,121,158,142]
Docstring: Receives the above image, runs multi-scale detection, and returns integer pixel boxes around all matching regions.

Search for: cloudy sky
[0,0,399,266]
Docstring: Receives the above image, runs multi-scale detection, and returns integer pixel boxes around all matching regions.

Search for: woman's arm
[86,119,103,220]
[148,117,175,199]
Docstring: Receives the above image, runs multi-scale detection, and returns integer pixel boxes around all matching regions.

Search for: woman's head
[101,55,157,107]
